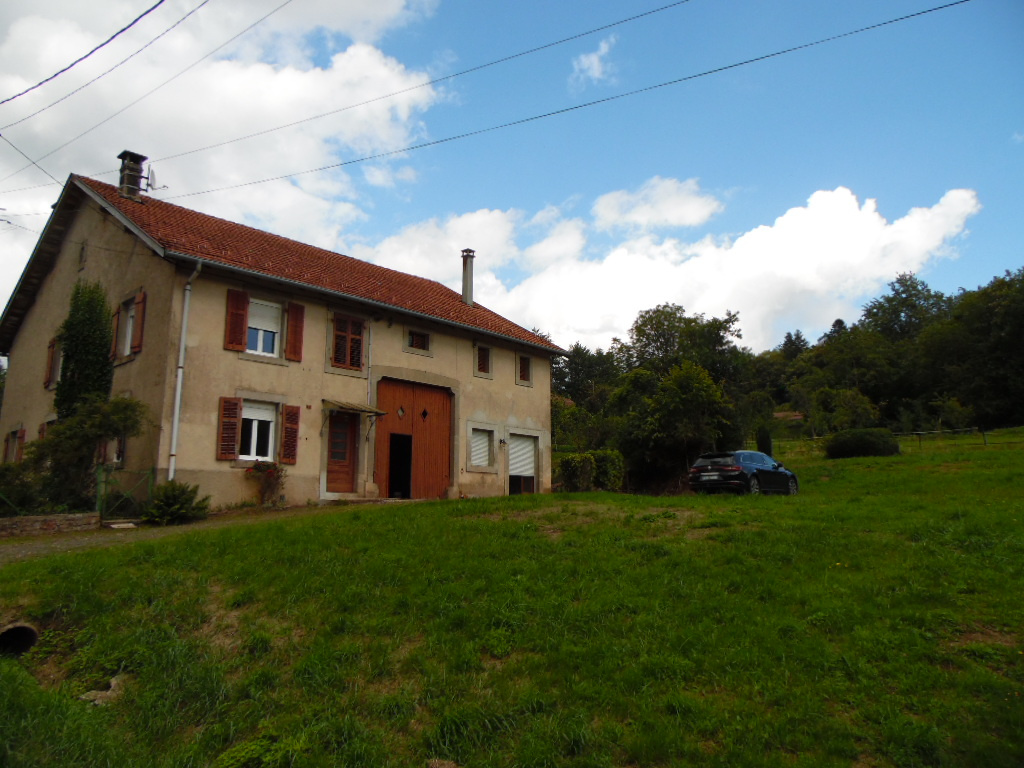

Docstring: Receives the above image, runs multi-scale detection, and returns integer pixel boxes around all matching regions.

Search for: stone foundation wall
[0,513,101,538]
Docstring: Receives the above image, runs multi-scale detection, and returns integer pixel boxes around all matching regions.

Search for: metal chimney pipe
[117,150,148,200]
[461,248,476,306]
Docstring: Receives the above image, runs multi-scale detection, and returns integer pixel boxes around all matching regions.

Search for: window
[43,338,62,389]
[517,354,533,386]
[3,429,25,463]
[247,299,281,356]
[331,314,364,370]
[224,289,304,361]
[469,427,495,469]
[217,397,300,464]
[111,291,146,359]
[408,330,429,351]
[240,401,276,460]
[475,345,492,378]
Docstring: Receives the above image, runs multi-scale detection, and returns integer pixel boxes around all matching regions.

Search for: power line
[150,0,698,165]
[0,0,294,186]
[0,0,168,108]
[166,0,976,201]
[1,0,215,132]
[0,134,62,186]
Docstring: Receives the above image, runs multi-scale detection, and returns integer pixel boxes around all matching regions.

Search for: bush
[591,449,625,491]
[142,480,210,526]
[559,453,595,492]
[825,428,900,459]
[0,463,45,517]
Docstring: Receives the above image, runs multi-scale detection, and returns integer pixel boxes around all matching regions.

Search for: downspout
[168,263,202,481]
[364,322,373,492]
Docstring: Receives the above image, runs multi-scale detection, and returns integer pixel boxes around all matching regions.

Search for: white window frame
[247,299,282,357]
[117,297,136,357]
[516,353,533,387]
[239,401,277,461]
[468,426,497,472]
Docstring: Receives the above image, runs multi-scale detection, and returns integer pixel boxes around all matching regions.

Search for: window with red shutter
[517,354,532,385]
[280,405,300,464]
[224,290,249,351]
[284,303,305,362]
[331,314,364,370]
[44,338,57,388]
[110,305,121,360]
[216,397,243,460]
[477,345,491,375]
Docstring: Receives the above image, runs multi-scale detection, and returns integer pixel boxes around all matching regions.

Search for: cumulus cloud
[592,176,724,232]
[569,35,617,91]
[0,0,440,303]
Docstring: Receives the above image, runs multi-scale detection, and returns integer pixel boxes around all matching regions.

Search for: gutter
[167,263,202,480]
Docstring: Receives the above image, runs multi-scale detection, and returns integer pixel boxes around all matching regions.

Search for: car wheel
[748,476,760,495]
[787,477,798,496]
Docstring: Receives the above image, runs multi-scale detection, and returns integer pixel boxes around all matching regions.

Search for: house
[0,151,562,506]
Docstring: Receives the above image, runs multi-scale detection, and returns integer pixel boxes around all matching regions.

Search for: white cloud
[569,35,617,91]
[592,176,724,232]
[476,185,981,353]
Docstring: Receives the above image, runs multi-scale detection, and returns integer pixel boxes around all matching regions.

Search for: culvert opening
[0,623,39,656]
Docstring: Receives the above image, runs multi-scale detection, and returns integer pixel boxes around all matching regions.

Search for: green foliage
[25,395,148,510]
[590,448,625,491]
[558,452,595,492]
[54,281,114,420]
[825,428,901,459]
[244,460,286,506]
[142,480,211,525]
[0,462,45,517]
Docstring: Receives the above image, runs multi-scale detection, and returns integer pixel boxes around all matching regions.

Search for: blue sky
[1,0,1021,352]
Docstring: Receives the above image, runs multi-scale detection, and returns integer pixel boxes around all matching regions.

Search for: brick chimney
[117,150,148,200]
[461,248,475,306]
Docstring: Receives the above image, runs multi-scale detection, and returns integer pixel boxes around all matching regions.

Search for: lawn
[1,440,1023,767]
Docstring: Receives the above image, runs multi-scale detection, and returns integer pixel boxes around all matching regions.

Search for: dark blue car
[688,450,798,495]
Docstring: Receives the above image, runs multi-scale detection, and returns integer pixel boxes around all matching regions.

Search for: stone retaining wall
[0,513,101,538]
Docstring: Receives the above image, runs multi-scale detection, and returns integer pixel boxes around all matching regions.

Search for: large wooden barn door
[375,379,452,499]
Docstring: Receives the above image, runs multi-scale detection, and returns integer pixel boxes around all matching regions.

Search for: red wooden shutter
[44,338,56,388]
[110,306,121,360]
[477,346,490,374]
[38,423,47,440]
[519,355,531,382]
[216,397,243,460]
[130,291,146,354]
[284,302,305,362]
[224,290,249,351]
[280,405,300,465]
[15,430,25,462]
[348,319,363,368]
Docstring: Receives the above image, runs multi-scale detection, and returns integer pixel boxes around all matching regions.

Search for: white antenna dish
[145,164,167,192]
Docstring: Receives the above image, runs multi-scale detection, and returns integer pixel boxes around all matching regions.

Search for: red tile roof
[75,176,562,353]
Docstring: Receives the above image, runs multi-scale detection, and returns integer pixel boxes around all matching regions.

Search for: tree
[861,273,949,343]
[54,281,114,419]
[779,330,810,361]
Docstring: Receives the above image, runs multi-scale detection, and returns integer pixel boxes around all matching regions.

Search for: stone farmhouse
[0,151,561,507]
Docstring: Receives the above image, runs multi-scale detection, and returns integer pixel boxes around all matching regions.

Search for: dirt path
[0,505,373,568]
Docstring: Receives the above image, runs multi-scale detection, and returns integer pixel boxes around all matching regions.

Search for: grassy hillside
[2,441,1023,767]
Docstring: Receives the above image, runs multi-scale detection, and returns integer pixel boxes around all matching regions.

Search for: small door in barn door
[375,379,452,499]
[326,412,359,493]
[508,434,537,495]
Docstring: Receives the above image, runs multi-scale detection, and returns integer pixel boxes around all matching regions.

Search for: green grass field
[2,439,1023,767]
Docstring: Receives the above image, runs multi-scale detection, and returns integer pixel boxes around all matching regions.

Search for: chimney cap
[461,248,476,258]
[117,149,148,164]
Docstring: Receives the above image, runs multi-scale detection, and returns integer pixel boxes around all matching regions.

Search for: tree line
[552,269,1024,489]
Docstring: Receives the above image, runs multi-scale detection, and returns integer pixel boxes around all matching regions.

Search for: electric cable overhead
[0,135,62,187]
[1,0,215,132]
[165,0,975,201]
[0,0,168,107]
[0,0,294,186]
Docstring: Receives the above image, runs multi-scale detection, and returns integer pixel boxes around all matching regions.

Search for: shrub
[142,480,210,525]
[825,428,900,459]
[245,460,286,506]
[0,463,45,517]
[591,449,626,491]
[559,453,595,492]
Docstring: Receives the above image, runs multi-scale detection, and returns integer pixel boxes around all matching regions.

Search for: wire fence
[96,466,155,520]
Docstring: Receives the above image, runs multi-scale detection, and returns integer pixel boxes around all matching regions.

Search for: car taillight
[718,465,741,472]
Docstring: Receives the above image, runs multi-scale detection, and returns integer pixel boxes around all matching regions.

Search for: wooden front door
[326,412,358,493]
[375,379,452,499]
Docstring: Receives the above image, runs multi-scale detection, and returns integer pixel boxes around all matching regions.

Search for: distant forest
[552,269,1024,486]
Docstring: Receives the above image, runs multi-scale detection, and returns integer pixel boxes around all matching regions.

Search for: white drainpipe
[168,263,202,481]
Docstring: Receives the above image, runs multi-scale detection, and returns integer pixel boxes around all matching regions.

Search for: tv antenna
[145,164,168,192]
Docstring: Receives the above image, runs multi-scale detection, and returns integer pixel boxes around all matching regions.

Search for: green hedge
[825,428,900,459]
[558,449,626,492]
